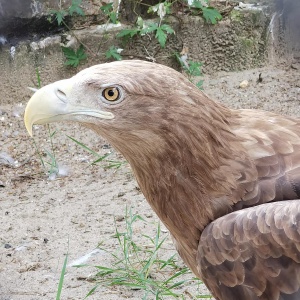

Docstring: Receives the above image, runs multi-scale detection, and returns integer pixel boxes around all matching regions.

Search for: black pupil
[108,89,115,97]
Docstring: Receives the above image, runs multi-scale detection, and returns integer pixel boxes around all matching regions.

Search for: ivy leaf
[69,0,84,16]
[155,27,167,48]
[141,23,174,47]
[160,24,174,34]
[117,29,140,38]
[105,46,122,61]
[202,6,222,24]
[50,10,67,25]
[190,0,222,24]
[100,3,118,23]
[196,80,204,90]
[191,0,204,9]
[100,3,113,15]
[141,23,158,34]
[156,25,174,48]
[56,11,66,25]
[188,61,203,76]
[62,45,87,67]
[109,12,118,24]
[76,45,87,60]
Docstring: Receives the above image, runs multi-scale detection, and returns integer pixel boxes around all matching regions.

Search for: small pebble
[118,191,125,197]
[239,80,249,89]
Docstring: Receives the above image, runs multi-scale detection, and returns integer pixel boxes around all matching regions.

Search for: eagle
[24,60,300,300]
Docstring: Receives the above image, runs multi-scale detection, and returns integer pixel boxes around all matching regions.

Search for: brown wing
[231,110,300,210]
[197,200,300,300]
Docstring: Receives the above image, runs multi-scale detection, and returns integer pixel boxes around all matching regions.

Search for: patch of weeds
[117,1,175,49]
[191,0,222,24]
[49,0,84,25]
[48,0,221,64]
[116,0,221,49]
[105,46,123,61]
[117,21,174,48]
[100,3,118,24]
[49,0,92,66]
[62,45,87,67]
[67,136,126,169]
[68,0,84,16]
[143,23,175,48]
[174,52,204,89]
[75,208,209,299]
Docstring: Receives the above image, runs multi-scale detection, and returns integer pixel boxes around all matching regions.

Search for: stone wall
[0,1,272,105]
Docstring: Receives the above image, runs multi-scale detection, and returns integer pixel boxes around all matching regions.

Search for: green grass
[74,208,212,299]
[67,135,126,169]
[56,239,69,300]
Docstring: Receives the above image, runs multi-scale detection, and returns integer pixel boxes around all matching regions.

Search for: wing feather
[198,200,300,300]
[230,110,300,210]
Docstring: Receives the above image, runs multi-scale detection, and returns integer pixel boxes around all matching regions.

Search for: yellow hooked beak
[24,79,114,136]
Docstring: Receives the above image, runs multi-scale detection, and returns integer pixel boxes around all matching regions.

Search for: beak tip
[24,111,33,137]
[25,123,33,137]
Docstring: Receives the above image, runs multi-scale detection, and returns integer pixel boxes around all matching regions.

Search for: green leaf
[117,29,140,38]
[56,240,69,300]
[141,24,174,48]
[62,46,76,58]
[191,0,204,9]
[155,27,167,47]
[69,0,84,16]
[188,61,203,76]
[105,46,122,61]
[136,16,144,29]
[160,24,174,34]
[62,45,87,68]
[100,3,118,23]
[84,285,99,299]
[109,12,118,24]
[91,153,111,165]
[76,45,88,60]
[196,80,204,89]
[141,23,158,34]
[50,10,67,25]
[202,6,222,24]
[100,3,113,14]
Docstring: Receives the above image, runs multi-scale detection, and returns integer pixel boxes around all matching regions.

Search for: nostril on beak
[56,89,67,103]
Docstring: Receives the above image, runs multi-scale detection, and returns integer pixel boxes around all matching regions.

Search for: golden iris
[102,87,120,101]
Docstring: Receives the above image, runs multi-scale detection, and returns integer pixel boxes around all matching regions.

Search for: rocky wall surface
[0,0,106,41]
[0,5,271,105]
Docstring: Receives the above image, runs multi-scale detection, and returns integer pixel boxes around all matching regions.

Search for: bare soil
[0,64,300,300]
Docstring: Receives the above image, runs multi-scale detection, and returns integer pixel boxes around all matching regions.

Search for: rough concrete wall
[0,0,105,40]
[0,6,270,105]
[268,0,300,63]
[180,9,268,72]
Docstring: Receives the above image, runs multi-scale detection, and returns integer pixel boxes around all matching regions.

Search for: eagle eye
[102,87,120,102]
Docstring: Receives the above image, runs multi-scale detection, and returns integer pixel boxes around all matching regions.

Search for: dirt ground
[0,63,300,300]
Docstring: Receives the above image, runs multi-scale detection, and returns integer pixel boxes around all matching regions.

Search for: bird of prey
[24,60,300,300]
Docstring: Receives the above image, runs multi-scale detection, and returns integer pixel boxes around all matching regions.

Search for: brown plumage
[24,60,300,299]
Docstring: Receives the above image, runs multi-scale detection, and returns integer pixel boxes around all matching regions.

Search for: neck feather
[89,94,253,276]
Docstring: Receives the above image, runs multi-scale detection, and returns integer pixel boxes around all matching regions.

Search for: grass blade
[56,250,69,300]
[66,135,103,158]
